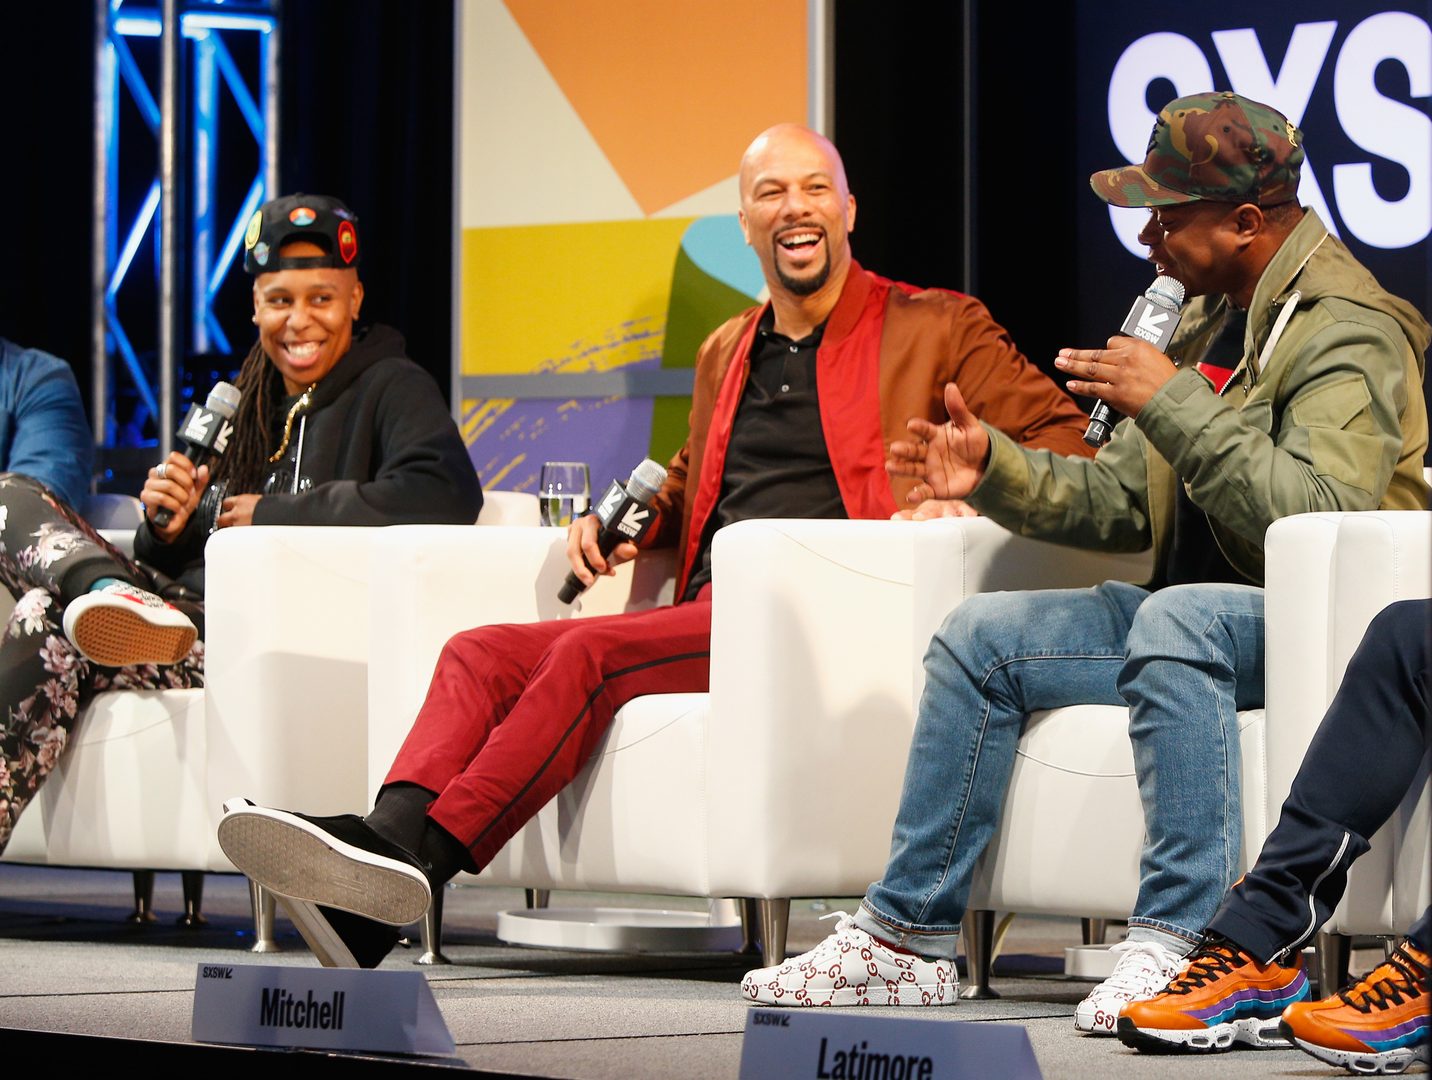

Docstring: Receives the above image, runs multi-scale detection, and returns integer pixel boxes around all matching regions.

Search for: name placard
[739,1009,1042,1080]
[192,963,455,1057]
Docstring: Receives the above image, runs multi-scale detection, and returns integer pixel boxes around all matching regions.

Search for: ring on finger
[156,462,168,481]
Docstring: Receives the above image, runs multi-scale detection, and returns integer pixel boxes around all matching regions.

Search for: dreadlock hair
[210,340,283,496]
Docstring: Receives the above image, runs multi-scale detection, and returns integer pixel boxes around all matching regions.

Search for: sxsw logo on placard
[1104,9,1429,255]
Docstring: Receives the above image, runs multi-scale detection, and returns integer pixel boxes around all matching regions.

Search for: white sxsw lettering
[1212,22,1340,235]
[1106,32,1213,257]
[1104,12,1432,255]
[1333,11,1431,248]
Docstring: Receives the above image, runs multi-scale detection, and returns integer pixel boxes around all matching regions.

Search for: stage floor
[0,864,1392,1078]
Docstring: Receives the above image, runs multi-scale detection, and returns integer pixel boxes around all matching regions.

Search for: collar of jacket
[676,262,897,597]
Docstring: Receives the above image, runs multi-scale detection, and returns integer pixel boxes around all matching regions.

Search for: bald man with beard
[217,124,1094,970]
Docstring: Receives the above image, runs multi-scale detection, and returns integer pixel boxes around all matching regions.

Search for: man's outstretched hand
[885,383,990,504]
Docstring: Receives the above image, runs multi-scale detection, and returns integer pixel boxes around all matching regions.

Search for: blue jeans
[855,581,1266,959]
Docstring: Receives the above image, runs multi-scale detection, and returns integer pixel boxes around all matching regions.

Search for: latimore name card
[739,1009,1042,1079]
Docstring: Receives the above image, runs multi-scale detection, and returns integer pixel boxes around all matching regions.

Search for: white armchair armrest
[203,526,377,831]
[365,525,676,802]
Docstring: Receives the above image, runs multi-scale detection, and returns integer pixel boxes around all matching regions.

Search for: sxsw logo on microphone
[1121,295,1181,351]
[180,405,234,453]
[593,479,654,543]
[1101,6,1429,256]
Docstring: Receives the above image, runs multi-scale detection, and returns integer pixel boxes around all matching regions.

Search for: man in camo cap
[742,90,1430,1045]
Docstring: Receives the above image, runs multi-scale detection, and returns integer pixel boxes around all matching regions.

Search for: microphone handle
[558,524,627,604]
[1083,400,1116,447]
[151,443,211,528]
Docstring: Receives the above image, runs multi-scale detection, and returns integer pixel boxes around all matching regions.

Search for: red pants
[384,592,712,869]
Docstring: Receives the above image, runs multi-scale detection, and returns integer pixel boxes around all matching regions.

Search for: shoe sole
[742,982,958,1007]
[67,601,196,667]
[217,803,430,927]
[272,895,360,969]
[1281,1023,1428,1075]
[1117,1015,1288,1053]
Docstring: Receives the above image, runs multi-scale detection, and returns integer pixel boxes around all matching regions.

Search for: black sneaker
[218,798,432,968]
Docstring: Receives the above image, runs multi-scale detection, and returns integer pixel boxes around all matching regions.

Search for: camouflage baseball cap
[1090,92,1303,207]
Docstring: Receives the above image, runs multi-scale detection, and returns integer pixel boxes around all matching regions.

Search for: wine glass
[538,462,590,527]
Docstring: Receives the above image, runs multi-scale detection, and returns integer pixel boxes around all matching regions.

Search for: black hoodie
[135,324,483,595]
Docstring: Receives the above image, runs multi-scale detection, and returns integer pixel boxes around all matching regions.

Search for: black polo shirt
[683,310,847,600]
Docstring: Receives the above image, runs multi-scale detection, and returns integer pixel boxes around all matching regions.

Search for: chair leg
[758,898,791,968]
[1081,917,1107,946]
[248,881,281,953]
[127,870,157,924]
[524,888,550,910]
[738,898,762,955]
[960,909,1001,999]
[177,871,207,927]
[417,886,450,966]
[1315,931,1351,997]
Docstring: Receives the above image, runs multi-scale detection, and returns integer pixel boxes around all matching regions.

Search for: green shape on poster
[649,242,758,465]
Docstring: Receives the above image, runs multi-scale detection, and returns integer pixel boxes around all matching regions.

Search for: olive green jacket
[968,209,1430,587]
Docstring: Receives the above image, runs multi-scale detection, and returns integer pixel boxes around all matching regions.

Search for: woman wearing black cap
[0,193,482,853]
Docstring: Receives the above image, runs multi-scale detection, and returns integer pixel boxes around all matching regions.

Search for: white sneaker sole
[216,800,430,927]
[1288,1037,1428,1075]
[1124,1015,1288,1052]
[64,592,196,667]
[742,978,958,1007]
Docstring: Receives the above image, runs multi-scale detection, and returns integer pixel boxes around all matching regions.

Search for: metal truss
[93,0,279,454]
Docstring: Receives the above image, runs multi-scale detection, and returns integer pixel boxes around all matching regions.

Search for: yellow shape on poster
[462,218,696,376]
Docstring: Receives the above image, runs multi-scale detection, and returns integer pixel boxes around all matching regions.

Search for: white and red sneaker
[1074,938,1186,1034]
[741,912,958,1007]
[62,582,197,667]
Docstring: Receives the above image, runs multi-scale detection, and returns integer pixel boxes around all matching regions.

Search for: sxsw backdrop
[1071,0,1430,355]
[453,0,827,495]
[449,1,1429,492]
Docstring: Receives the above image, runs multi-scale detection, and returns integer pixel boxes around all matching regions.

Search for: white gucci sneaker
[1074,938,1186,1034]
[741,912,958,1007]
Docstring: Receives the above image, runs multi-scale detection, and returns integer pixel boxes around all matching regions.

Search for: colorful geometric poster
[455,0,823,494]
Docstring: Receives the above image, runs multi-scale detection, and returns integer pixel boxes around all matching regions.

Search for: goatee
[775,250,831,297]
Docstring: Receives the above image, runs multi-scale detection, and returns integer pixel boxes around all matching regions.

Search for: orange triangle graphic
[506,0,809,216]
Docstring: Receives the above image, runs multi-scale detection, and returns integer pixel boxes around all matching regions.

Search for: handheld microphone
[1083,275,1186,447]
[153,381,241,527]
[558,458,668,604]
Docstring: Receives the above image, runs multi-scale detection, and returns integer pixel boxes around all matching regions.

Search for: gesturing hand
[1055,335,1178,419]
[885,383,991,504]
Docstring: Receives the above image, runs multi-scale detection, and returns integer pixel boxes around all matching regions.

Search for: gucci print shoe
[1075,938,1187,1034]
[741,912,957,1007]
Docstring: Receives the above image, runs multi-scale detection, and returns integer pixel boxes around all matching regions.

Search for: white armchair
[366,517,1150,965]
[1274,511,1430,988]
[0,489,538,932]
[918,509,1430,995]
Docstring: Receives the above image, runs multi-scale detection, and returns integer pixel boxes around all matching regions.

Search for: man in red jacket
[218,124,1096,968]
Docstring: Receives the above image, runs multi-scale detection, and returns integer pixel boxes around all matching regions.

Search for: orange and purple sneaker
[1117,935,1310,1052]
[1278,939,1429,1075]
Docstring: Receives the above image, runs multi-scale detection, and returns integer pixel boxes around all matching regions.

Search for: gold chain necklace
[269,380,320,463]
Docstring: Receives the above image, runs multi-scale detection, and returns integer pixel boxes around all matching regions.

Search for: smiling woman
[253,242,365,394]
[0,192,483,855]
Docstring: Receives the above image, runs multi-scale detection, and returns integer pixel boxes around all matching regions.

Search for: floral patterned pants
[0,474,203,854]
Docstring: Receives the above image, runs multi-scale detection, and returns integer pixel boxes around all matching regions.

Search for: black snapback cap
[243,193,360,274]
